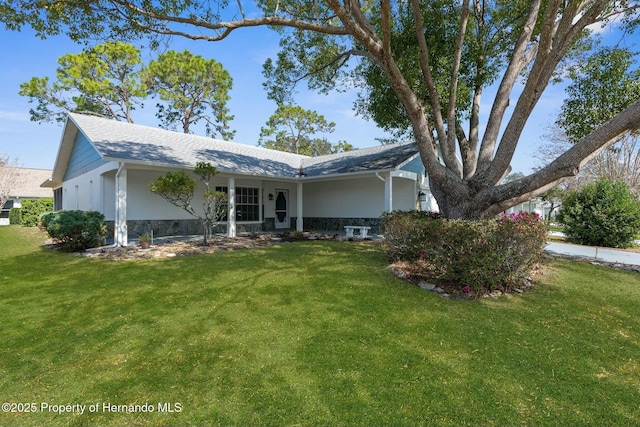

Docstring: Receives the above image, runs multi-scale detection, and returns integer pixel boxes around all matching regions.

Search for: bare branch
[445,0,470,176]
[476,0,542,171]
[409,0,456,174]
[482,98,640,215]
[111,0,350,41]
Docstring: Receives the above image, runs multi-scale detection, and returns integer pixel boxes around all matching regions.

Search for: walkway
[544,241,640,266]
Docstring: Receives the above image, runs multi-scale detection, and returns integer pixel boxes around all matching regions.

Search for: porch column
[227,177,236,237]
[384,173,393,212]
[296,182,303,232]
[115,164,128,246]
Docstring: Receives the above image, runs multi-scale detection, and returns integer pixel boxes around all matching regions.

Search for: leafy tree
[0,154,19,212]
[150,162,227,245]
[258,104,352,156]
[557,178,640,248]
[557,46,640,144]
[144,50,236,139]
[19,41,146,123]
[3,0,640,219]
[540,47,640,195]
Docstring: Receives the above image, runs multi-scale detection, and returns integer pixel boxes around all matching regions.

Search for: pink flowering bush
[381,210,548,294]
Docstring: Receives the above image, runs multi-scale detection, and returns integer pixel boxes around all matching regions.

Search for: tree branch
[481,98,640,216]
[482,0,611,187]
[110,0,351,41]
[475,0,542,172]
[409,0,460,175]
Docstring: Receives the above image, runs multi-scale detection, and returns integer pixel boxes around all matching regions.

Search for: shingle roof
[68,113,418,178]
[2,167,53,198]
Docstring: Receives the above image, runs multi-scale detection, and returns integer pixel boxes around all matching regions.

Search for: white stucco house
[42,113,438,246]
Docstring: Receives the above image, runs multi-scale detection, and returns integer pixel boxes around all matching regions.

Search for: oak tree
[3,0,640,218]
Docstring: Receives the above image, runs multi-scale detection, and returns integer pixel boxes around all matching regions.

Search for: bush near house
[558,179,640,248]
[41,210,107,251]
[20,198,53,227]
[8,207,21,225]
[381,210,548,294]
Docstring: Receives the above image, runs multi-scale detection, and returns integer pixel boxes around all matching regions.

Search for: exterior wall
[392,178,418,211]
[505,199,544,217]
[303,175,417,218]
[303,217,381,233]
[59,164,421,235]
[104,219,266,239]
[63,132,107,181]
[400,156,426,175]
[303,176,385,218]
[61,162,118,214]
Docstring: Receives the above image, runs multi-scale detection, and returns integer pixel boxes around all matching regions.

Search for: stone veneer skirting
[302,217,380,233]
[105,216,380,238]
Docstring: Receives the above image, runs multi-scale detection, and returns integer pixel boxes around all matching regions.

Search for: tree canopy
[258,104,353,156]
[17,41,236,139]
[19,41,146,123]
[3,0,640,218]
[145,49,236,139]
[557,45,640,144]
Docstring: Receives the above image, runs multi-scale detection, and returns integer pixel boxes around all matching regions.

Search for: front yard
[1,226,640,426]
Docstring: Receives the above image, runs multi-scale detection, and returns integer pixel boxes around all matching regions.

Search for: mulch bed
[74,232,348,260]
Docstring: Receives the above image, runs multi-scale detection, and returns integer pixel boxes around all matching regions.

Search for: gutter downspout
[114,162,127,246]
[87,163,125,251]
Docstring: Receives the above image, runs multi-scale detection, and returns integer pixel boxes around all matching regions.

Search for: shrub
[41,210,107,251]
[20,198,53,227]
[8,208,21,225]
[557,179,640,248]
[381,210,548,294]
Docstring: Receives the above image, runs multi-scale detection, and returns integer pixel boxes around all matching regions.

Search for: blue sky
[0,23,630,174]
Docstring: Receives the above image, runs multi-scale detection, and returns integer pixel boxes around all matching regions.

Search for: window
[236,187,260,222]
[54,188,63,211]
[215,186,260,222]
[0,200,13,218]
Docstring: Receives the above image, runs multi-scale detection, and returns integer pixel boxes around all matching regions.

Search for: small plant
[150,162,227,245]
[139,234,151,248]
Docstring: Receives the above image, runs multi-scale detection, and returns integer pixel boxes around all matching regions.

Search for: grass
[2,226,640,426]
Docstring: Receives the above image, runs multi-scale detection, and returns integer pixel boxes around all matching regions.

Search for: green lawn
[1,226,640,426]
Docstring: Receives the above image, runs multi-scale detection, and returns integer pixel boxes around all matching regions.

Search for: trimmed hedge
[9,208,22,225]
[20,198,53,227]
[381,211,548,294]
[41,210,107,252]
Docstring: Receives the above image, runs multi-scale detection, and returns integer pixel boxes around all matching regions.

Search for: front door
[274,189,290,229]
